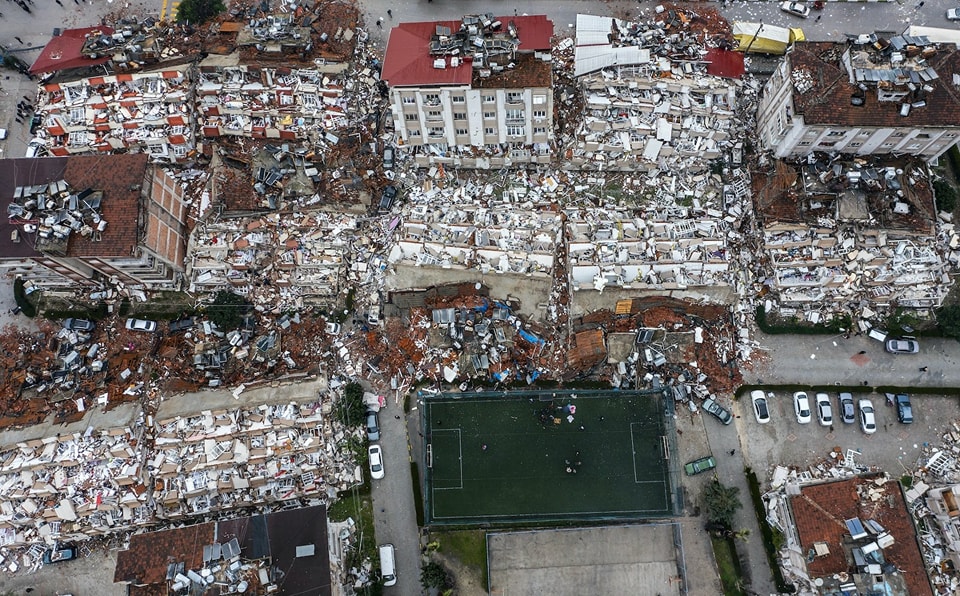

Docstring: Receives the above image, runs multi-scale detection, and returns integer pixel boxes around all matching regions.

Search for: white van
[379,543,397,586]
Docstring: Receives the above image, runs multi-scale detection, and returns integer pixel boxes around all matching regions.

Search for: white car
[859,399,877,434]
[815,393,833,427]
[325,322,341,335]
[25,138,45,158]
[751,390,770,424]
[948,7,960,20]
[793,391,812,424]
[125,318,157,332]
[368,444,385,480]
[780,1,810,17]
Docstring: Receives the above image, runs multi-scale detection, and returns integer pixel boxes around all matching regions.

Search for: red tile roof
[791,476,933,596]
[382,16,553,87]
[114,522,215,585]
[0,154,147,261]
[63,154,148,258]
[790,41,960,128]
[29,27,113,74]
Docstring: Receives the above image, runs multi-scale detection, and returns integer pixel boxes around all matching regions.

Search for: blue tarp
[517,329,545,346]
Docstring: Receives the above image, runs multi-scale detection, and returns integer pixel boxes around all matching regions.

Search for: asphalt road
[745,331,960,387]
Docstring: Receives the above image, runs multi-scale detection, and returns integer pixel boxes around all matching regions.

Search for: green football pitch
[424,391,673,523]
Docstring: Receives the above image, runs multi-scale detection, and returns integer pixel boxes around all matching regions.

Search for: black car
[62,318,95,331]
[379,185,397,212]
[702,397,733,425]
[168,317,196,333]
[895,394,914,424]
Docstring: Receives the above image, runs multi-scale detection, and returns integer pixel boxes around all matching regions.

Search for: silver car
[885,338,919,354]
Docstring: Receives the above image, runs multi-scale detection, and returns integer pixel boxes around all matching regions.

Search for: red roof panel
[29,27,114,74]
[704,48,745,79]
[382,16,553,88]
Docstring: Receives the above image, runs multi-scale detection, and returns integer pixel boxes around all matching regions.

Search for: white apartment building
[757,35,960,161]
[381,14,555,168]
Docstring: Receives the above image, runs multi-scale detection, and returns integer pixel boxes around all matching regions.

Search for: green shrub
[204,291,249,331]
[756,305,850,335]
[337,382,367,428]
[13,278,37,318]
[934,178,958,213]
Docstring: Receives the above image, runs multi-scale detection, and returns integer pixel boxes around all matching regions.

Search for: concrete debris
[35,67,194,163]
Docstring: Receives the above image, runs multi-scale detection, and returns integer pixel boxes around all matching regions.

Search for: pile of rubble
[751,154,954,326]
[0,385,362,572]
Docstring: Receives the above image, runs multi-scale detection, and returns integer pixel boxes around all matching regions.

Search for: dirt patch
[431,551,486,596]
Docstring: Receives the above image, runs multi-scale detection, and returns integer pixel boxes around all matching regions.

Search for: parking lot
[733,389,956,480]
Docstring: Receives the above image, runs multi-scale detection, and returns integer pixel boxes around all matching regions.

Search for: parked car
[62,318,95,331]
[838,392,855,424]
[383,146,395,170]
[378,185,397,212]
[751,390,770,424]
[702,397,733,425]
[325,322,342,335]
[42,545,76,564]
[885,337,919,354]
[815,393,833,427]
[25,138,45,158]
[684,455,717,476]
[895,394,914,424]
[168,317,196,333]
[125,318,157,332]
[365,409,380,441]
[793,391,812,424]
[368,444,385,479]
[780,1,810,17]
[948,7,960,20]
[859,399,877,434]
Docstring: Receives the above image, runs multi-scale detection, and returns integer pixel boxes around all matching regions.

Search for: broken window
[424,93,440,105]
[506,92,523,104]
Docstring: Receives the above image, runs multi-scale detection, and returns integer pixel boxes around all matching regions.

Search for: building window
[827,131,845,137]
[453,112,466,120]
[533,94,546,105]
[916,133,931,139]
[945,133,958,138]
[173,144,188,157]
[483,112,495,119]
[424,93,440,104]
[404,113,419,121]
[907,143,921,150]
[506,92,523,103]
[891,131,906,137]
[427,110,442,118]
[402,96,416,104]
[849,142,862,147]
[506,125,525,136]
[483,95,495,103]
[506,109,524,120]
[451,96,465,103]
[455,128,468,136]
[858,130,870,136]
[484,127,495,135]
[881,142,894,147]
[533,127,546,134]
[408,129,421,137]
[533,110,546,119]
[798,141,811,146]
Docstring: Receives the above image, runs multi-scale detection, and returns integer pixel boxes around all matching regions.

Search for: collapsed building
[757,36,960,162]
[566,13,742,172]
[752,155,952,316]
[381,14,555,167]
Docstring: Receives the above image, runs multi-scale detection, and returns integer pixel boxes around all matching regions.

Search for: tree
[703,480,742,530]
[205,291,249,331]
[175,0,225,24]
[937,304,960,341]
[337,382,366,428]
[420,561,452,590]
